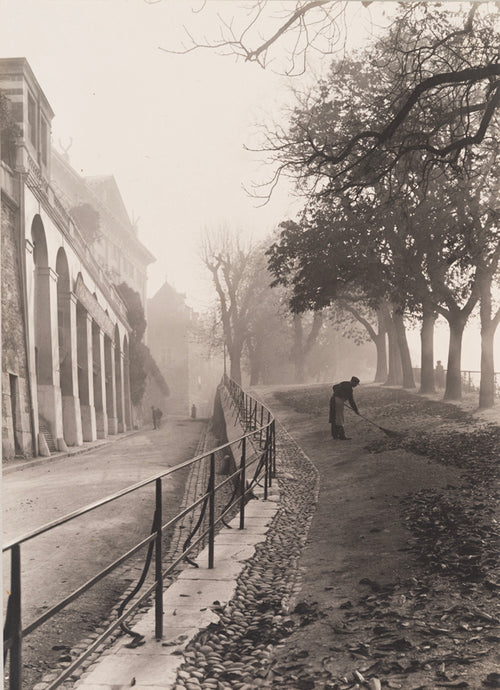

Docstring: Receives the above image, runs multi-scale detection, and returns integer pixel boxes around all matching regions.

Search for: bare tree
[201,227,268,384]
[165,0,351,76]
[165,2,499,185]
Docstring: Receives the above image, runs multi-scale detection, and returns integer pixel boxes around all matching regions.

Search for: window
[28,91,37,147]
[41,117,48,166]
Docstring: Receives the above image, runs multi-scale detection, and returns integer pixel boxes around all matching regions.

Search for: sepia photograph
[1,1,499,688]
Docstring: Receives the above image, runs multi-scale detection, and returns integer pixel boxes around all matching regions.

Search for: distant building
[148,281,220,417]
[51,154,155,309]
[0,57,155,459]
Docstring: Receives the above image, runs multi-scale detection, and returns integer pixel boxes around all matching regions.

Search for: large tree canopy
[254,4,499,196]
[168,2,499,188]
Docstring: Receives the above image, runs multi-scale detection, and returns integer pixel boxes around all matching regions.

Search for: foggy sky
[0,0,495,369]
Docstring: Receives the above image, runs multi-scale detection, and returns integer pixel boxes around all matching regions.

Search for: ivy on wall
[116,282,168,405]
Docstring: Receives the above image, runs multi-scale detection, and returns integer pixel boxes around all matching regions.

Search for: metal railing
[3,376,276,690]
[412,368,500,395]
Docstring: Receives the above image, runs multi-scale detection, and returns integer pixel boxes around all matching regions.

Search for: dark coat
[332,381,359,414]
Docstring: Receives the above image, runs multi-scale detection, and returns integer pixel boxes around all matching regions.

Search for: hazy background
[0,0,494,370]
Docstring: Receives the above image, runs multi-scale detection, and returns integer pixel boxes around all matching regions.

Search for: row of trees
[184,2,499,407]
[262,3,499,406]
[200,228,373,386]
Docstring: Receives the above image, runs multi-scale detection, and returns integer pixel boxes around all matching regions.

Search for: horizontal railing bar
[215,490,252,529]
[3,424,272,552]
[45,472,268,688]
[24,475,237,639]
[44,573,160,690]
[21,529,158,637]
[17,445,267,640]
[159,490,209,534]
[161,526,210,577]
[4,376,276,690]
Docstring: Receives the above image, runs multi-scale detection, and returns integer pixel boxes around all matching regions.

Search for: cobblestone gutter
[171,421,320,690]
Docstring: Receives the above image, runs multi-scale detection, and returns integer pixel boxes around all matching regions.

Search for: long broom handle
[349,408,384,430]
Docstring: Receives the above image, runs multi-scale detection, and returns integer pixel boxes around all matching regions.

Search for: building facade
[148,281,221,417]
[0,58,153,459]
[51,152,154,309]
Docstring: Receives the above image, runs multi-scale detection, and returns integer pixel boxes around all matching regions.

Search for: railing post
[9,544,22,690]
[264,426,269,500]
[239,437,246,529]
[208,453,216,569]
[155,478,163,640]
[272,419,276,478]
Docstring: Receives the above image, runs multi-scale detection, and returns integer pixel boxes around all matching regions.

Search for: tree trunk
[248,340,263,386]
[420,306,436,394]
[385,313,403,386]
[230,348,242,385]
[374,333,387,382]
[373,308,387,382]
[444,318,466,401]
[249,360,260,386]
[291,314,305,383]
[393,311,415,388]
[479,323,496,408]
[294,354,306,384]
[478,272,498,409]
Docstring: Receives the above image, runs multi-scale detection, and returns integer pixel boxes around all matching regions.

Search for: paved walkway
[67,389,280,689]
[74,498,279,689]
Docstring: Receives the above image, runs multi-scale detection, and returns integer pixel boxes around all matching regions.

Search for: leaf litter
[269,386,499,689]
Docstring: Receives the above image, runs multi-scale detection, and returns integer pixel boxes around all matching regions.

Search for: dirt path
[255,384,500,690]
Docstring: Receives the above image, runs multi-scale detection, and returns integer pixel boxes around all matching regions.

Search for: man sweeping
[329,376,360,440]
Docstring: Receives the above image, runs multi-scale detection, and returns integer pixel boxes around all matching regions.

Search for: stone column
[61,292,83,446]
[106,338,118,435]
[117,350,127,433]
[95,328,108,439]
[79,313,97,441]
[35,266,65,447]
[25,239,40,450]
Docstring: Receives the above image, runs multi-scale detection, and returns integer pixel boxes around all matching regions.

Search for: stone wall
[1,193,33,458]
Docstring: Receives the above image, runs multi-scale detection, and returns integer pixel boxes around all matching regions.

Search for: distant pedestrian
[155,407,163,428]
[435,360,445,389]
[329,376,360,440]
[151,406,158,430]
[191,403,197,420]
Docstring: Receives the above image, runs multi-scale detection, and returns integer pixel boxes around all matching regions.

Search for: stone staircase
[38,417,57,453]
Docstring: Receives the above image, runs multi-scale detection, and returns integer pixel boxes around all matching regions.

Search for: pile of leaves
[401,487,500,586]
[273,386,471,424]
[328,576,500,689]
[271,573,500,689]
[366,424,500,462]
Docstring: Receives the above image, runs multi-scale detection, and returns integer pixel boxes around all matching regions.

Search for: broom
[351,410,403,439]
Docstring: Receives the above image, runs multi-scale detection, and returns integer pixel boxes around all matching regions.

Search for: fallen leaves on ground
[270,386,499,689]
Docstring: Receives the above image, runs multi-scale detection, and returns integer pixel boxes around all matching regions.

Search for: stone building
[148,281,220,417]
[0,57,155,459]
[51,152,154,309]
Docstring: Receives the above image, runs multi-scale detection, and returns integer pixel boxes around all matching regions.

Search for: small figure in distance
[191,403,197,420]
[329,376,360,440]
[435,360,445,389]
